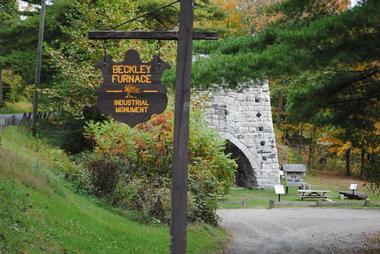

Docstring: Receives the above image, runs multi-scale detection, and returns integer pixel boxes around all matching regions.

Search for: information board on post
[274,184,285,202]
[95,49,170,127]
[275,184,285,195]
[350,183,357,195]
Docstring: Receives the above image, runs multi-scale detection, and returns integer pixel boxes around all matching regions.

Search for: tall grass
[0,100,32,114]
[0,126,228,253]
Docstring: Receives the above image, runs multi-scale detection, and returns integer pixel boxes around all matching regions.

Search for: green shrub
[110,175,171,223]
[83,110,237,225]
[40,141,92,192]
[86,157,120,197]
[38,117,90,154]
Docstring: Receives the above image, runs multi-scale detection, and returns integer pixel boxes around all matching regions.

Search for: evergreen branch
[332,95,380,104]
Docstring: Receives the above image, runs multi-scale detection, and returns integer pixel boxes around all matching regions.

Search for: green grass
[219,185,302,209]
[0,127,228,254]
[0,100,32,114]
[304,172,380,202]
[219,174,380,209]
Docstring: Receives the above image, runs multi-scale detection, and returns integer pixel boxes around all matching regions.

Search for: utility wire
[111,0,179,30]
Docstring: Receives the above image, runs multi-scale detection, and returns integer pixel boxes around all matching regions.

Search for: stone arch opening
[224,136,258,188]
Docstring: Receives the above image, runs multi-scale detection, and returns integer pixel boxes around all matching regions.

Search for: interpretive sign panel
[95,49,170,127]
[274,184,285,195]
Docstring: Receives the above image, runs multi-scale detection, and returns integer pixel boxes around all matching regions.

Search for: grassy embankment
[0,126,228,254]
[0,101,32,114]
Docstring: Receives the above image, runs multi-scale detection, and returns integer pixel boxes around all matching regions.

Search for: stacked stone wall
[203,81,280,188]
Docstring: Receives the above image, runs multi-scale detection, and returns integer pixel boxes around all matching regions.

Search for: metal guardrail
[0,112,53,131]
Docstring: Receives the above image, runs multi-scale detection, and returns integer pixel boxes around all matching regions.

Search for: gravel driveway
[217,208,380,254]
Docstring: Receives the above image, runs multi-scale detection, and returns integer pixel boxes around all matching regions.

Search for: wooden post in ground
[0,70,3,107]
[32,0,46,136]
[170,0,194,253]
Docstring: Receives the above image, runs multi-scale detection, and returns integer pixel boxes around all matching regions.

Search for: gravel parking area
[217,208,380,254]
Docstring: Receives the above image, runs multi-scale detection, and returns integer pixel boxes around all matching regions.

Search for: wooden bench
[297,190,330,201]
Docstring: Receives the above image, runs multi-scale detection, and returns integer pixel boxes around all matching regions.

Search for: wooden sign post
[170,1,193,253]
[89,1,217,253]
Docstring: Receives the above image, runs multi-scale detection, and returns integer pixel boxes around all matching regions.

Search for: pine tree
[190,0,379,175]
[0,0,18,106]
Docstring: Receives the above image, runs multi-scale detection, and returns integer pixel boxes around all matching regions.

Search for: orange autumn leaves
[207,0,351,35]
[84,112,173,173]
[83,111,236,194]
[209,0,282,35]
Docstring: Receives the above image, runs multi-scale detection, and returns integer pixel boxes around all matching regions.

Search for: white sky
[351,0,359,7]
[17,0,53,11]
[17,0,28,11]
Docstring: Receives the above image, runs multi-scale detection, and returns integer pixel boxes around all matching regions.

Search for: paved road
[217,208,380,254]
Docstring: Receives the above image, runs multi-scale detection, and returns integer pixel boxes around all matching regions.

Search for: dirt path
[217,208,380,254]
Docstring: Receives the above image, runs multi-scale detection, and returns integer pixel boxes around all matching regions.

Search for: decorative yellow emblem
[124,85,141,98]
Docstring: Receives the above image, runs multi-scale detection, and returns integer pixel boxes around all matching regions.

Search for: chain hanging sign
[95,49,170,127]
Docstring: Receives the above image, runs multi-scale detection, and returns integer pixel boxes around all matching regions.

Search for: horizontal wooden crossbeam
[88,30,218,40]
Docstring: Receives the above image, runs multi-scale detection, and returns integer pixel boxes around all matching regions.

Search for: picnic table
[298,189,330,201]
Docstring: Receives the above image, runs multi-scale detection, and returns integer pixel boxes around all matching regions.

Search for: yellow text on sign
[114,99,150,114]
[112,64,152,84]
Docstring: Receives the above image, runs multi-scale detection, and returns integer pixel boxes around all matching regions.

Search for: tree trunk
[360,149,365,177]
[307,144,312,169]
[276,93,285,125]
[367,153,372,162]
[298,123,304,154]
[0,70,3,107]
[345,148,351,176]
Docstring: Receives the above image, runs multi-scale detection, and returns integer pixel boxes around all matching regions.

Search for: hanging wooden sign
[89,5,218,250]
[95,49,170,127]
